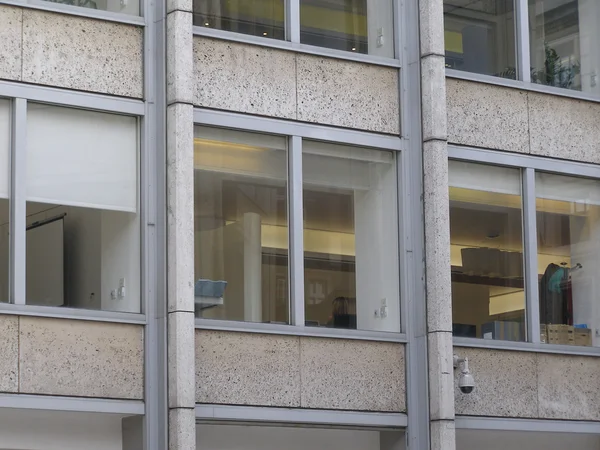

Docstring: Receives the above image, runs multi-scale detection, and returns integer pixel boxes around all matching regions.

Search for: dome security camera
[454,354,475,394]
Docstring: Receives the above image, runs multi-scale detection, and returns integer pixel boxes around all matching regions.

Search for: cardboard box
[546,324,574,345]
[574,328,592,347]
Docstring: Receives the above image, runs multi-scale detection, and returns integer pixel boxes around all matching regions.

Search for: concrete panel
[0,315,18,393]
[22,11,143,98]
[431,420,456,450]
[19,317,144,399]
[538,354,600,420]
[196,330,301,407]
[419,0,445,57]
[446,79,529,153]
[422,55,447,141]
[297,55,400,134]
[168,311,196,408]
[528,93,600,163]
[0,5,22,82]
[428,331,455,420]
[193,38,296,119]
[300,338,405,412]
[167,11,193,105]
[169,408,196,450]
[454,348,538,417]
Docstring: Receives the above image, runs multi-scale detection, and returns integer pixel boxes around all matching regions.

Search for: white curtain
[27,104,138,212]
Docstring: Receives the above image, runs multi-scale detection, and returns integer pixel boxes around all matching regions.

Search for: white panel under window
[0,99,9,200]
[536,172,600,206]
[448,160,521,195]
[26,104,138,212]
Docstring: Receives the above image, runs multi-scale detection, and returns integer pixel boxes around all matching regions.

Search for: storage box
[546,324,574,345]
[540,324,547,343]
[574,328,592,347]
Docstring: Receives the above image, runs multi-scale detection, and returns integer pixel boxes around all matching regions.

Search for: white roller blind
[536,172,600,206]
[27,104,138,212]
[0,100,9,200]
[448,160,521,195]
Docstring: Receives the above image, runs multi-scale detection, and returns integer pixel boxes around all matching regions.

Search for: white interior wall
[0,409,123,450]
[578,0,600,94]
[366,0,394,58]
[457,429,600,450]
[196,424,382,450]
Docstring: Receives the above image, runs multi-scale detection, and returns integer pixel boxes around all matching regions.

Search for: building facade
[0,0,599,449]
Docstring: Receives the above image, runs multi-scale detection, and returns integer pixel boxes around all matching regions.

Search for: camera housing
[454,354,475,394]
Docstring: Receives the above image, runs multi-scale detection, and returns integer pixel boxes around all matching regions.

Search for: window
[44,0,139,15]
[302,141,400,332]
[444,0,516,78]
[529,0,599,94]
[193,0,395,58]
[25,104,140,313]
[449,152,600,348]
[194,127,289,323]
[300,0,394,57]
[0,100,9,304]
[449,161,526,341]
[193,0,285,40]
[194,127,401,333]
[536,173,600,347]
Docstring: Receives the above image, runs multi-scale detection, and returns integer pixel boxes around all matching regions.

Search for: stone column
[166,0,196,447]
[419,1,456,450]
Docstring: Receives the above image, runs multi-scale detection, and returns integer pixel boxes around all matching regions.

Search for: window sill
[446,69,600,104]
[0,0,145,26]
[193,27,402,69]
[0,302,146,324]
[454,336,600,357]
[195,318,407,343]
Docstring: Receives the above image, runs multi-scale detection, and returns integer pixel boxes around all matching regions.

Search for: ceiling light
[204,22,209,26]
[351,47,356,51]
[263,32,268,36]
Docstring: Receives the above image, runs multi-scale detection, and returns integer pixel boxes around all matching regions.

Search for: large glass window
[26,104,140,313]
[529,0,599,94]
[444,0,516,78]
[536,172,600,347]
[302,141,399,332]
[449,161,526,341]
[194,127,289,323]
[300,0,394,57]
[0,100,9,304]
[194,0,285,40]
[45,0,139,15]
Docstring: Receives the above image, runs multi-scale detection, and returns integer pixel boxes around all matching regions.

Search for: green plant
[531,42,580,89]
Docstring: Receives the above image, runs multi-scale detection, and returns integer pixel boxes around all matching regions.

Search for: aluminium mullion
[10,98,27,306]
[288,136,305,327]
[287,0,300,43]
[515,0,531,82]
[523,168,540,342]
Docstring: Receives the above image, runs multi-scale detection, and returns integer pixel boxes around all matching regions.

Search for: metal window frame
[191,0,402,69]
[196,404,408,429]
[193,108,407,342]
[0,0,145,25]
[445,0,600,102]
[455,416,600,434]
[449,144,600,356]
[0,393,145,415]
[0,95,147,324]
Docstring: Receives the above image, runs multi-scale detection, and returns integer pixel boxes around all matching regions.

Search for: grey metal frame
[449,144,600,355]
[455,416,600,434]
[0,393,145,415]
[196,404,408,429]
[446,0,600,101]
[192,0,402,69]
[193,108,407,342]
[0,0,145,24]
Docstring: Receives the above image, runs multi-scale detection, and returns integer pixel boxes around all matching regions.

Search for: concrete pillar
[419,1,456,450]
[166,0,196,447]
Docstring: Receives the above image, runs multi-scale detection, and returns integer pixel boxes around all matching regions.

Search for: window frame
[193,108,408,342]
[449,144,600,356]
[0,92,146,324]
[445,0,600,103]
[192,0,403,68]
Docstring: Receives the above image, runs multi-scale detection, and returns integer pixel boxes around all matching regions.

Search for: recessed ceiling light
[263,32,268,36]
[351,47,356,51]
[204,22,209,26]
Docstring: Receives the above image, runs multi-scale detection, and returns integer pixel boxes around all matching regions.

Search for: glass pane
[536,172,600,347]
[43,0,139,15]
[444,0,516,79]
[302,141,399,332]
[26,104,140,313]
[449,161,526,341]
[300,0,394,58]
[194,126,289,324]
[0,100,8,304]
[194,0,285,40]
[529,0,597,93]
